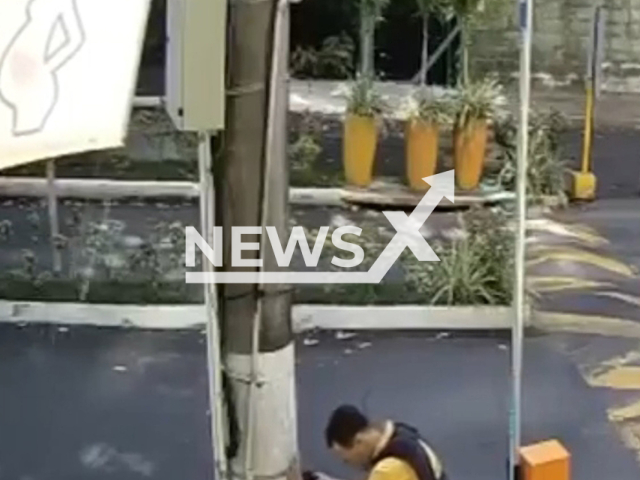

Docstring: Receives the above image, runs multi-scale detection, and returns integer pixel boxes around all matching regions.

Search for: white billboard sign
[0,0,151,170]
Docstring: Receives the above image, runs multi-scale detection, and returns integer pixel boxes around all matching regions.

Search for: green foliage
[0,220,13,242]
[9,249,53,287]
[289,113,344,187]
[76,219,127,281]
[494,109,568,202]
[447,0,510,25]
[290,134,323,184]
[405,87,453,124]
[415,0,449,16]
[341,76,388,117]
[452,78,503,128]
[291,34,355,79]
[404,207,513,306]
[360,0,392,19]
[447,0,483,20]
[0,214,197,304]
[127,221,186,287]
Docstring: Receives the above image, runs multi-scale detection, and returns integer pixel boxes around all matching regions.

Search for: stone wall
[471,0,640,92]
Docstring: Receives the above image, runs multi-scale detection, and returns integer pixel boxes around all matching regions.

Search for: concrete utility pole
[215,1,299,480]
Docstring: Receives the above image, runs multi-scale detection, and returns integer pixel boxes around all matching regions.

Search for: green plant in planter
[406,88,452,124]
[404,88,452,189]
[451,78,504,190]
[452,78,503,130]
[341,76,388,118]
[340,76,389,186]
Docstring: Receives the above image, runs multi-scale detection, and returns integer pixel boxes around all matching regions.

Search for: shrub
[291,33,355,79]
[494,109,568,202]
[404,206,513,305]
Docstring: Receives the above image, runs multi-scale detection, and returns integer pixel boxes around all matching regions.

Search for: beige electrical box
[165,0,226,131]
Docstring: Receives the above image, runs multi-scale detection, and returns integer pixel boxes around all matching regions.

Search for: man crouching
[307,405,446,480]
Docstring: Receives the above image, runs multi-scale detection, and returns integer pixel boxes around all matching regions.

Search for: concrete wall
[471,0,640,92]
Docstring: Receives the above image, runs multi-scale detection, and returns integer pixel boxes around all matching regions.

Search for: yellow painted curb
[527,247,637,278]
[526,219,609,246]
[535,311,640,338]
[589,366,640,390]
[594,292,640,310]
[617,423,640,462]
[609,400,640,422]
[527,276,613,293]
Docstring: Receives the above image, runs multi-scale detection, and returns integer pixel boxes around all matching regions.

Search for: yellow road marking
[593,349,640,371]
[527,247,637,278]
[609,400,640,422]
[535,311,640,338]
[526,219,609,246]
[618,423,640,463]
[594,292,640,310]
[589,367,640,390]
[527,276,613,293]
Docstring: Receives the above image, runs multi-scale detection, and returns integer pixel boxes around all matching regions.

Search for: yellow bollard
[571,82,597,201]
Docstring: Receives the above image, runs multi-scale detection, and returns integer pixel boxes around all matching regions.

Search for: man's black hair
[325,405,370,448]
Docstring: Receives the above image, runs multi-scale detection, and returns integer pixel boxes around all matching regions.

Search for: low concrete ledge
[0,177,343,206]
[0,301,206,330]
[0,177,201,199]
[0,301,524,331]
[294,304,522,331]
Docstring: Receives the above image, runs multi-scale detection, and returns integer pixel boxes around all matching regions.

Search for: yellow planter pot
[454,118,488,191]
[405,119,440,191]
[343,114,378,187]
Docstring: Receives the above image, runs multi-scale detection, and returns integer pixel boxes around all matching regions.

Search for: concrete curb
[0,177,343,206]
[293,304,521,331]
[0,301,521,331]
[0,177,563,210]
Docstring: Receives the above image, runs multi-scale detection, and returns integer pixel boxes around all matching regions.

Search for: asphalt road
[562,128,640,200]
[1,325,638,480]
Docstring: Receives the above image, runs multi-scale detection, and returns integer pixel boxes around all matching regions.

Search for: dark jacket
[371,423,443,480]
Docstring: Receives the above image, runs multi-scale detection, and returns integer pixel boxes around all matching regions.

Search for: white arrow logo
[187,170,454,284]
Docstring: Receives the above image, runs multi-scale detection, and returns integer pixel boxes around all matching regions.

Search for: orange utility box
[519,440,570,480]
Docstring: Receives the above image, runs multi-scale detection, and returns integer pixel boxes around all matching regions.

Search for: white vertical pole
[510,0,533,479]
[46,160,62,274]
[198,132,228,480]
